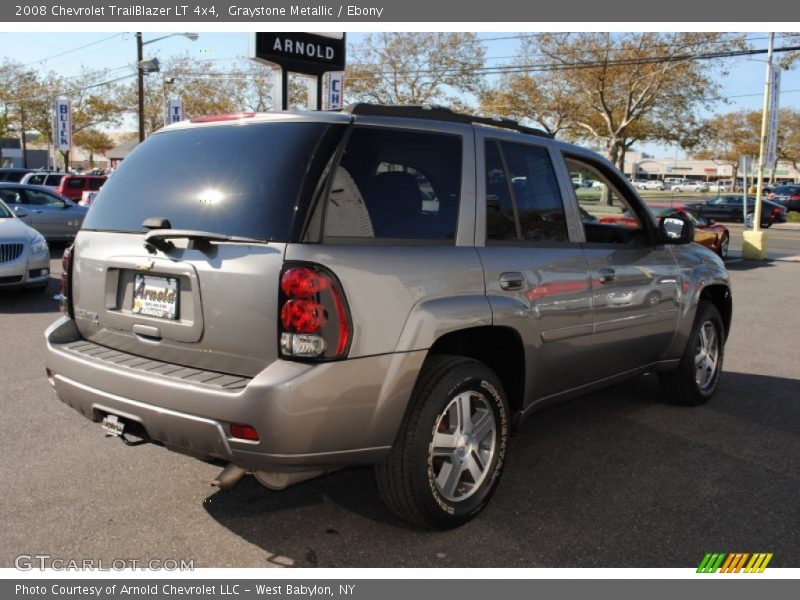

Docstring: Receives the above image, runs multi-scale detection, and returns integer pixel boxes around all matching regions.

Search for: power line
[22,33,126,67]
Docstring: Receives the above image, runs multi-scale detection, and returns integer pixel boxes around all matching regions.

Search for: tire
[375,355,509,529]
[717,233,729,258]
[658,301,725,406]
[762,221,772,229]
[644,291,661,306]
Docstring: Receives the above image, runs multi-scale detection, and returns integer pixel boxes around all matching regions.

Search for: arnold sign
[251,32,346,76]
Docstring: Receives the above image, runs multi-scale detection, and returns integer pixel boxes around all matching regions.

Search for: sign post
[739,155,751,227]
[249,32,346,111]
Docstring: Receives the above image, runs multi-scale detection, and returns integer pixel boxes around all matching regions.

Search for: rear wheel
[375,355,509,529]
[717,233,729,258]
[658,301,725,406]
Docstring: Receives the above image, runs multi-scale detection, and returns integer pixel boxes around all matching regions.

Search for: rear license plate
[133,274,179,320]
[102,414,125,437]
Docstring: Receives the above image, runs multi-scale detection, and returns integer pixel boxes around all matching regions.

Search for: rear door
[72,117,346,377]
[20,188,79,238]
[475,130,594,403]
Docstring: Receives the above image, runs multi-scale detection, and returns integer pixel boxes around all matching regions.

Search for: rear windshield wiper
[144,229,265,253]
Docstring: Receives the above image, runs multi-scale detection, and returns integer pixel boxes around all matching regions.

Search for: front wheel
[717,233,729,258]
[658,301,725,406]
[375,355,509,529]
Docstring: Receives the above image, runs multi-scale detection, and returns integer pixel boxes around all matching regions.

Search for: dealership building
[623,151,800,183]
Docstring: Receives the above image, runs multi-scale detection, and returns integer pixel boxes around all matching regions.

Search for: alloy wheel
[694,321,720,392]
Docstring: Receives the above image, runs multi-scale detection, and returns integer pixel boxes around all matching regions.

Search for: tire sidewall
[687,304,725,400]
[416,366,509,523]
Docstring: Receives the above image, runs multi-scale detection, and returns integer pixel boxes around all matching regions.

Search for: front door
[566,156,681,379]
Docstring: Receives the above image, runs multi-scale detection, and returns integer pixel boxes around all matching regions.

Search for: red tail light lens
[60,244,74,317]
[279,264,351,361]
[230,424,259,441]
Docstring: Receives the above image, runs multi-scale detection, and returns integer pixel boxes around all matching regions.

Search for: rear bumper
[45,316,425,471]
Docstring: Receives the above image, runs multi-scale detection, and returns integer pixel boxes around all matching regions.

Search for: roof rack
[342,103,553,139]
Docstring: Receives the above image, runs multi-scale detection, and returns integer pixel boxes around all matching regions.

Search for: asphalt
[1,239,799,568]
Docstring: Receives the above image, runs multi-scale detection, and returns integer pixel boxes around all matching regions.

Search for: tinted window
[500,142,567,242]
[83,122,335,241]
[46,174,65,186]
[485,141,517,241]
[88,178,105,191]
[24,189,65,207]
[0,189,21,205]
[323,127,461,241]
[27,174,46,185]
[67,178,85,189]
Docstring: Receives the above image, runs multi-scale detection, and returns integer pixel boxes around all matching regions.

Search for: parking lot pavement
[1,247,799,568]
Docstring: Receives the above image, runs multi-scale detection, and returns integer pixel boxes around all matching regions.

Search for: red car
[56,175,107,202]
[598,203,730,258]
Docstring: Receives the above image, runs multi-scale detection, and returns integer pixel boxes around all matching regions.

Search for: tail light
[278,263,351,361]
[60,244,74,317]
[791,194,800,201]
[771,207,782,220]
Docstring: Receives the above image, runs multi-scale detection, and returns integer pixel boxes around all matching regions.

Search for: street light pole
[136,32,145,143]
[742,32,774,260]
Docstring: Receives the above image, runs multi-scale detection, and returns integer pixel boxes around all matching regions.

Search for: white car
[673,181,709,193]
[0,197,50,293]
[642,180,665,191]
[20,171,66,191]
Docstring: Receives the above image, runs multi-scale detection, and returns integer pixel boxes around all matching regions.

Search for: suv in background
[768,185,800,211]
[20,171,67,191]
[56,174,107,201]
[45,105,732,529]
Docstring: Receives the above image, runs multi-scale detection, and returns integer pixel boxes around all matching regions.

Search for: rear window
[46,174,64,186]
[82,122,336,241]
[87,178,105,191]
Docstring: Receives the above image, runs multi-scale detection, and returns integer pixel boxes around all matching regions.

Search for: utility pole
[136,32,145,143]
[742,33,775,260]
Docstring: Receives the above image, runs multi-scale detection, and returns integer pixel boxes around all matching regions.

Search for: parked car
[768,185,800,212]
[672,181,709,193]
[630,179,651,189]
[44,104,732,529]
[710,179,744,193]
[685,195,787,228]
[55,174,107,201]
[599,203,730,258]
[0,183,88,241]
[641,180,665,190]
[0,197,50,293]
[20,171,67,191]
[0,168,32,182]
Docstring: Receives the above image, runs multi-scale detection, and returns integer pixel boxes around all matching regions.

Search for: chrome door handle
[499,272,525,291]
[598,268,616,284]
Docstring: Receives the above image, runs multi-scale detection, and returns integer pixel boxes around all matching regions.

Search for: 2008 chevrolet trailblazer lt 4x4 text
[45,105,732,529]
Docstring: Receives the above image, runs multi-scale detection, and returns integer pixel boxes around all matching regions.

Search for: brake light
[279,264,351,360]
[60,244,74,317]
[189,112,256,123]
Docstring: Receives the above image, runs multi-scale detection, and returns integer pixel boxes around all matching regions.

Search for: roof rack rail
[342,103,553,139]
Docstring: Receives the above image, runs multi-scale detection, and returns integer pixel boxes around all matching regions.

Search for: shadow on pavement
[724,259,777,271]
[204,370,800,568]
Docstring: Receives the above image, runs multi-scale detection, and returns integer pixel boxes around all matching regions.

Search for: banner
[165,98,184,125]
[54,98,71,152]
[326,72,345,110]
[765,67,781,169]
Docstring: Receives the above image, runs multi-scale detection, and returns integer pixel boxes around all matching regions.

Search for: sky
[1,31,798,159]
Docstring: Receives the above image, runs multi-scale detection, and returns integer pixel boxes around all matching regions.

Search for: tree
[505,33,745,168]
[0,60,47,167]
[346,33,485,106]
[74,129,114,168]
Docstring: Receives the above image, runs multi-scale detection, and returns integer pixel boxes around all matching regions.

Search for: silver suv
[45,105,732,529]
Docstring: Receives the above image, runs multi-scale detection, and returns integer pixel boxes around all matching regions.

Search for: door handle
[598,268,616,284]
[499,272,525,291]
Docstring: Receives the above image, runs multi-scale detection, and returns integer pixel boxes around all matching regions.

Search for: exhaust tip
[211,464,248,491]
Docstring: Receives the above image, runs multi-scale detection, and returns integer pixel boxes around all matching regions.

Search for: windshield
[82,122,340,241]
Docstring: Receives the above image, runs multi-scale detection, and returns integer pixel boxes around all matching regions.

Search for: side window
[567,157,646,245]
[46,175,63,186]
[485,140,568,243]
[0,189,21,205]
[28,174,45,185]
[67,178,85,190]
[88,178,105,191]
[24,189,65,207]
[323,127,461,241]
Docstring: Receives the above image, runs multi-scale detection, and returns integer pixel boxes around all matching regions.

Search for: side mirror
[658,214,694,244]
[14,208,29,218]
